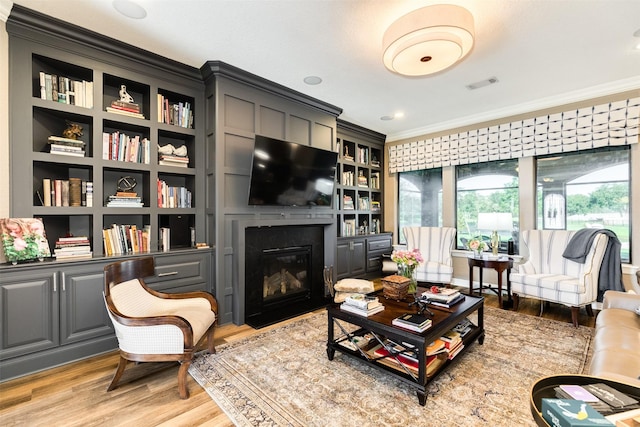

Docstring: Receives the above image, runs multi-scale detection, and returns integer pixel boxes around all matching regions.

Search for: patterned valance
[388,97,640,173]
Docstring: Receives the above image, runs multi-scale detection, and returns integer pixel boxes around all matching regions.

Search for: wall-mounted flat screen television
[248,135,338,207]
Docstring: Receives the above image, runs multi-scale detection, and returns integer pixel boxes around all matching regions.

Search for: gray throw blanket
[562,228,624,302]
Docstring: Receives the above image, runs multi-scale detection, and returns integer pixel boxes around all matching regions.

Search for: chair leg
[570,307,579,327]
[539,300,545,316]
[207,327,216,354]
[107,354,129,392]
[586,304,594,317]
[512,293,520,311]
[178,360,191,399]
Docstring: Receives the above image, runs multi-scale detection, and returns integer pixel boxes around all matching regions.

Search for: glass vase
[398,263,418,294]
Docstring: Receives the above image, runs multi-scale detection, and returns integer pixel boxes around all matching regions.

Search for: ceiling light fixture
[382,4,474,76]
[466,76,498,90]
[113,0,147,19]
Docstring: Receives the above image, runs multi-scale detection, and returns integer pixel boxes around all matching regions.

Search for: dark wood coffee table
[326,290,485,406]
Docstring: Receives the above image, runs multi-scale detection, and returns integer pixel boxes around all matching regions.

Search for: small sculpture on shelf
[119,84,135,103]
[62,121,83,140]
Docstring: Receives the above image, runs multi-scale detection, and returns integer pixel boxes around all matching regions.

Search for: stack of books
[392,313,432,332]
[339,294,384,317]
[106,192,143,207]
[421,287,465,308]
[53,236,92,260]
[106,100,144,119]
[48,136,86,157]
[103,224,151,256]
[158,154,189,168]
[441,330,464,359]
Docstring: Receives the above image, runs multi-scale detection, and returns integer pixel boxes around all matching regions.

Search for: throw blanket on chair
[562,228,624,302]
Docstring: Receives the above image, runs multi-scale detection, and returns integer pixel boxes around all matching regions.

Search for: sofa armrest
[602,290,640,312]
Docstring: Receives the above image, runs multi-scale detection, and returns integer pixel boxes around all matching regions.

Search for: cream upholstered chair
[103,257,217,399]
[402,226,456,285]
[510,229,608,327]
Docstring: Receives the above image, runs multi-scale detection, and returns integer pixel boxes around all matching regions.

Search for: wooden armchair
[103,257,218,399]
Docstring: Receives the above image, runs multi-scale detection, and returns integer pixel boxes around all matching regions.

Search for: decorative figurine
[62,122,83,140]
[119,85,135,103]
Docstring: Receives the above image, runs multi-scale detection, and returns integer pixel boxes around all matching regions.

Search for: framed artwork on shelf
[0,218,51,264]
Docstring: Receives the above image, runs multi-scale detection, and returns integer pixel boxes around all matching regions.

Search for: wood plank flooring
[0,292,596,426]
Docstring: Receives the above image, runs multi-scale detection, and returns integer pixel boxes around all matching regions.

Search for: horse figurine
[62,122,83,140]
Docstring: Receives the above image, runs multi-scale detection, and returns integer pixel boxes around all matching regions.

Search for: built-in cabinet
[336,233,392,280]
[0,250,212,381]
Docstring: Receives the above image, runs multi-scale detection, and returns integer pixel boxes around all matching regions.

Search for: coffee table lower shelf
[326,293,485,406]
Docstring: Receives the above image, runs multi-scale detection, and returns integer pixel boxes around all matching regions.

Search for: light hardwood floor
[0,292,596,426]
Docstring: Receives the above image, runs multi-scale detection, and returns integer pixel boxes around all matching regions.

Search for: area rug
[189,307,594,426]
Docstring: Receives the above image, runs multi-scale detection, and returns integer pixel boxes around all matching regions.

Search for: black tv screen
[248,135,338,207]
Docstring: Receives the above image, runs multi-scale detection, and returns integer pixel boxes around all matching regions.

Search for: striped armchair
[103,257,217,399]
[510,229,608,326]
[402,226,456,285]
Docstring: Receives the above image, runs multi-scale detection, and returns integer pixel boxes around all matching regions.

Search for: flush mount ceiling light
[382,4,474,76]
[303,76,323,85]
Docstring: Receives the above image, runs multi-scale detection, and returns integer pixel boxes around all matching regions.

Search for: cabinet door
[60,267,114,345]
[336,241,351,278]
[0,270,59,360]
[145,251,210,293]
[351,240,366,276]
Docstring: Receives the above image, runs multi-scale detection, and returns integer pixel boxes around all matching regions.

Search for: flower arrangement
[467,237,488,256]
[391,248,423,294]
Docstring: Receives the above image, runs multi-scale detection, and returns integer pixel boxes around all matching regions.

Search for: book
[339,302,384,317]
[106,106,145,119]
[542,398,615,427]
[343,294,380,311]
[421,287,461,302]
[428,294,465,308]
[392,313,432,332]
[427,338,447,355]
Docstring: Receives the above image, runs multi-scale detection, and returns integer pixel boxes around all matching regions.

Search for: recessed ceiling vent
[466,77,499,90]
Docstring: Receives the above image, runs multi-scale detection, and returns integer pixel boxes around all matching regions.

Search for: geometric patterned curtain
[388,97,640,173]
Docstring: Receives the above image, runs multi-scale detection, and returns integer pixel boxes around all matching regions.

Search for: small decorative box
[381,274,411,301]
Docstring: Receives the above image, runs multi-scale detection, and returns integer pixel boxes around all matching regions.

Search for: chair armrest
[150,289,218,313]
[602,290,640,312]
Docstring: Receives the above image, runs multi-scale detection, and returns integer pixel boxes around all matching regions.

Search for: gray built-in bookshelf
[336,120,386,237]
[8,7,205,258]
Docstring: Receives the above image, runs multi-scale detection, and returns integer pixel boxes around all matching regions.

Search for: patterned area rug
[189,307,594,426]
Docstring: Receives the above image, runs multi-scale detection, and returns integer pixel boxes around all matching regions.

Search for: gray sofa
[588,290,640,387]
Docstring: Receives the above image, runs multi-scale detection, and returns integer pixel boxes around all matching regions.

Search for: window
[537,146,630,263]
[456,160,519,252]
[397,168,443,243]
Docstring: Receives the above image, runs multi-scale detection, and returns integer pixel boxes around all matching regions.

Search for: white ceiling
[8,0,640,141]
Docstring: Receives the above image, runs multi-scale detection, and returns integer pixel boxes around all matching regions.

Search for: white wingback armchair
[103,257,218,399]
[402,226,456,285]
[510,229,608,326]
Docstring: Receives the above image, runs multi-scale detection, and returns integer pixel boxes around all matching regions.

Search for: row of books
[102,132,151,164]
[48,136,86,158]
[40,178,93,207]
[39,72,93,108]
[157,179,192,208]
[370,172,380,189]
[157,95,193,128]
[342,219,357,236]
[102,224,151,256]
[53,236,92,260]
[341,170,354,186]
[339,294,384,317]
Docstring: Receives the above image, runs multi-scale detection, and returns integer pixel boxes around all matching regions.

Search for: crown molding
[387,76,640,142]
[0,0,12,22]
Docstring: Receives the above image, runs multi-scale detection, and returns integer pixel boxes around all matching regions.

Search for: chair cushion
[110,279,216,345]
[415,261,453,284]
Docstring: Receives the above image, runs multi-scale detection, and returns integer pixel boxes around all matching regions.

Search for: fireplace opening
[244,225,330,328]
[262,246,311,305]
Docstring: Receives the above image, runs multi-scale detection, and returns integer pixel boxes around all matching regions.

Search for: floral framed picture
[0,218,51,264]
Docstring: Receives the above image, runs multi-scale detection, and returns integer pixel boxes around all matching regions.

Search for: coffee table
[326,290,484,406]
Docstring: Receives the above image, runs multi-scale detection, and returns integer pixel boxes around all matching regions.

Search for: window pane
[398,168,443,243]
[456,160,519,252]
[536,146,630,263]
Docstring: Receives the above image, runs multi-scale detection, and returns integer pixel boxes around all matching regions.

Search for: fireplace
[245,225,330,328]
